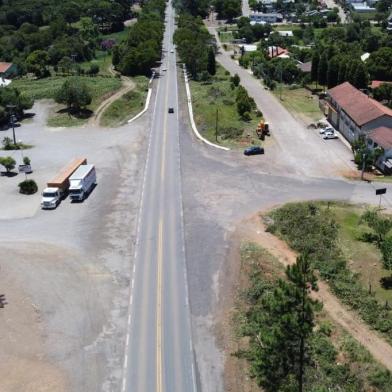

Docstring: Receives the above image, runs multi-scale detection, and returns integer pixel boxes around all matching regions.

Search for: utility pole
[215,108,219,142]
[6,104,17,145]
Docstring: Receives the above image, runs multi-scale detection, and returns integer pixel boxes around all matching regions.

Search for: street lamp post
[6,104,17,145]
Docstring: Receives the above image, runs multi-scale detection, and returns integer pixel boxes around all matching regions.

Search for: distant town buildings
[249,12,283,24]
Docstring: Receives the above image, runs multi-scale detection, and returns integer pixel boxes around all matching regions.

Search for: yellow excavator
[256,120,270,139]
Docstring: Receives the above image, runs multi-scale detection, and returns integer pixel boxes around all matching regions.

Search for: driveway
[208,27,357,179]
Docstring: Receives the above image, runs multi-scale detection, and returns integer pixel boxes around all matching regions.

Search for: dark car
[168,107,174,113]
[244,146,264,156]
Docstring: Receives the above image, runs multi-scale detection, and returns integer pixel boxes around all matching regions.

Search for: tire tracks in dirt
[241,214,392,372]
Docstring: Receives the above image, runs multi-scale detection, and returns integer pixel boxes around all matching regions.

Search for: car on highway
[323,131,338,140]
[244,146,264,156]
[319,126,334,134]
[168,107,174,113]
[170,49,174,53]
[161,67,167,72]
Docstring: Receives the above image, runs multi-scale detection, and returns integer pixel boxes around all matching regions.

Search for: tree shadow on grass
[380,276,392,290]
[57,108,93,119]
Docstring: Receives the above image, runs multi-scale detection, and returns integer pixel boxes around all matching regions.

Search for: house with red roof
[326,82,392,143]
[0,62,17,79]
[367,127,392,173]
[370,80,392,90]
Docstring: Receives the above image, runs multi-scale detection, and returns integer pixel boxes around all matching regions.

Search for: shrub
[231,73,240,86]
[0,156,16,172]
[18,179,38,194]
[23,156,31,165]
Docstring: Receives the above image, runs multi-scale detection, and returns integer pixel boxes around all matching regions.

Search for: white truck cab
[41,187,62,209]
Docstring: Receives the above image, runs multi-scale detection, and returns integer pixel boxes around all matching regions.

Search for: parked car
[323,131,338,140]
[244,146,264,156]
[319,126,334,134]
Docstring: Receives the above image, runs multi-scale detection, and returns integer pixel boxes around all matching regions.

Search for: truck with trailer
[41,158,87,209]
[69,164,96,202]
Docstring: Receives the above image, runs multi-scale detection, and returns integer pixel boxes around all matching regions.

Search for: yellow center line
[156,219,163,392]
[157,26,171,391]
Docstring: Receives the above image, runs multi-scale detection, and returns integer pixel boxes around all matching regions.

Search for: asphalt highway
[122,2,197,392]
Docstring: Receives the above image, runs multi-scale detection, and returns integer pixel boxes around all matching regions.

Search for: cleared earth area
[0,100,148,391]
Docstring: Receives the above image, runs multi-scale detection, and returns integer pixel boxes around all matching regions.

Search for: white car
[319,126,334,134]
[323,131,338,140]
[170,49,174,53]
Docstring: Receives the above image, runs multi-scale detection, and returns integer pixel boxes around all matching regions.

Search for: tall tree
[239,254,319,392]
[327,57,339,88]
[353,62,369,89]
[317,52,328,87]
[337,60,347,85]
[311,51,319,84]
[207,47,216,76]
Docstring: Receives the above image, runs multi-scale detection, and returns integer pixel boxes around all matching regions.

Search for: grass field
[12,76,122,127]
[189,66,263,148]
[330,203,392,304]
[100,76,149,127]
[272,85,323,124]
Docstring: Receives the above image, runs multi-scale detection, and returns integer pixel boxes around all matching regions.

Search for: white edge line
[121,68,162,392]
[183,64,230,151]
[127,88,152,124]
[175,55,198,392]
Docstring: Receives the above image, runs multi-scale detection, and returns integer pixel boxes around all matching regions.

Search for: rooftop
[267,46,289,58]
[370,80,392,89]
[0,62,12,73]
[328,82,392,126]
[297,61,312,73]
[369,127,392,149]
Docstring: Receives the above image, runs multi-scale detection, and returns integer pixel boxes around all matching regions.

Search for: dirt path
[88,66,135,127]
[240,214,392,372]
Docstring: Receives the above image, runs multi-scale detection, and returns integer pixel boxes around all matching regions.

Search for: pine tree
[207,46,216,76]
[317,52,328,87]
[244,254,319,392]
[310,51,319,83]
[327,57,339,88]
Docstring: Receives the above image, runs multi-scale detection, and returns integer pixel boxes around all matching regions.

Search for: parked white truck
[41,158,87,209]
[69,164,96,201]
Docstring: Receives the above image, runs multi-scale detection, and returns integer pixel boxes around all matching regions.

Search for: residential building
[367,127,392,173]
[297,61,312,73]
[266,46,289,58]
[277,30,293,37]
[0,62,17,79]
[326,82,392,143]
[370,80,392,89]
[249,12,283,23]
[351,2,376,12]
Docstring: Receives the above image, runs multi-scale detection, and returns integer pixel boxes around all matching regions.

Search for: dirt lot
[0,100,148,391]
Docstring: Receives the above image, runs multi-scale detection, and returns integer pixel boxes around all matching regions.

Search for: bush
[23,156,31,165]
[231,73,240,86]
[0,156,16,172]
[18,179,38,194]
[268,202,392,344]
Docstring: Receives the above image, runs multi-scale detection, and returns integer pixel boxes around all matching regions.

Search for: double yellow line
[156,39,170,392]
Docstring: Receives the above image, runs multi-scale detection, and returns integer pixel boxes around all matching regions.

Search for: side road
[243,214,392,372]
[208,26,357,179]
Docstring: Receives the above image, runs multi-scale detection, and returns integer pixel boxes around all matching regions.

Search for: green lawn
[100,76,149,127]
[272,85,323,124]
[189,66,263,148]
[12,76,122,127]
[330,203,392,304]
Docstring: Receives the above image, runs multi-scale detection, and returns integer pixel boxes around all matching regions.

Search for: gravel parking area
[0,100,148,391]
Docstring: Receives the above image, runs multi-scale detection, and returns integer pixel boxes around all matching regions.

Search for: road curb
[127,72,155,124]
[182,64,230,151]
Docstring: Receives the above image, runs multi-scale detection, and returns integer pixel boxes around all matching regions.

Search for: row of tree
[174,14,213,78]
[0,87,33,126]
[113,0,166,76]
